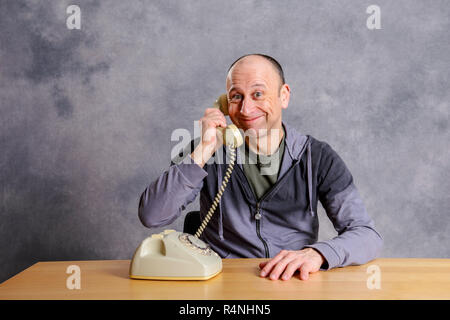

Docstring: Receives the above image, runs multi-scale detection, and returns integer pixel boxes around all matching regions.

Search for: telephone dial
[129,94,243,280]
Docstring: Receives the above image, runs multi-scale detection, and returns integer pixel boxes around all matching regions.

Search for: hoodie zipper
[253,160,301,259]
[255,202,269,258]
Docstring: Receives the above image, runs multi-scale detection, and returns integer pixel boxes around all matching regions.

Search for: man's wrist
[311,248,326,266]
[303,246,329,269]
[190,143,215,168]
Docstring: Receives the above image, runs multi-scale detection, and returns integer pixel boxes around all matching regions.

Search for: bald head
[224,53,291,138]
[227,54,285,89]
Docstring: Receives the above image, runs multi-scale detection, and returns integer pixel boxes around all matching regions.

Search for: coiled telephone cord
[194,147,236,238]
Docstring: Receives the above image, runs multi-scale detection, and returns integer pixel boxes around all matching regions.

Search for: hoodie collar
[274,122,315,217]
[282,122,309,161]
[235,122,308,169]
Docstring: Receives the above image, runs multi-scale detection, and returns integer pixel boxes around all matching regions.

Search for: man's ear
[279,84,290,109]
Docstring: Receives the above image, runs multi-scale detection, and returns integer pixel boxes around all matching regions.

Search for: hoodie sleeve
[303,142,383,270]
[138,141,208,228]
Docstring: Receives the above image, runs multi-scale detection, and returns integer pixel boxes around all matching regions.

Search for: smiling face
[226,55,290,138]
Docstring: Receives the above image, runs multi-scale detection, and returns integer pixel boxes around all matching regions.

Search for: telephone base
[130,269,221,281]
[129,230,223,281]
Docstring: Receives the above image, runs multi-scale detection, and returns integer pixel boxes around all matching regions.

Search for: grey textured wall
[1,0,449,283]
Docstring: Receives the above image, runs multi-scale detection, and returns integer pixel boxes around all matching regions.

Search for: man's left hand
[259,248,325,281]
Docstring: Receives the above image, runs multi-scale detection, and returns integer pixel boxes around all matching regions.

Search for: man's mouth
[239,115,265,124]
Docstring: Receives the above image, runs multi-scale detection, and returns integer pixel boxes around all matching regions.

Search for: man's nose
[240,97,257,115]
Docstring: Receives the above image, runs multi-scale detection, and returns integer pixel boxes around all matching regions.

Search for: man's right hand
[190,108,227,168]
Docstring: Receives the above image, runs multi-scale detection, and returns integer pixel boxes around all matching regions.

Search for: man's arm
[304,183,384,270]
[138,155,207,228]
[259,141,383,280]
[138,107,227,228]
[303,142,383,270]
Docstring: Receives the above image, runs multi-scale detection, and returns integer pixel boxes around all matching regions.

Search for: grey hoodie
[138,122,383,270]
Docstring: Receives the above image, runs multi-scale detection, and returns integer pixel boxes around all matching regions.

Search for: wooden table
[1,258,449,300]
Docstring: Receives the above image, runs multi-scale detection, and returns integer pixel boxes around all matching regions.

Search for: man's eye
[230,94,242,101]
[253,91,263,98]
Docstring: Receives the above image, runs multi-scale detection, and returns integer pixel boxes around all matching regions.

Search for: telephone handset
[213,94,243,149]
[129,95,243,281]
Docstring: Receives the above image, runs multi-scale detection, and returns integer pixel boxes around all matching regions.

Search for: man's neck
[245,125,284,156]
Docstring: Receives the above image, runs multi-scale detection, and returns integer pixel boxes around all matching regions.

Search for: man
[138,54,383,281]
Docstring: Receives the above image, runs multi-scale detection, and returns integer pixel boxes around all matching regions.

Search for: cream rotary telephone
[129,94,243,280]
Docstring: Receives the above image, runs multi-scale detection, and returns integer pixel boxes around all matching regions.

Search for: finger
[259,261,268,269]
[269,251,302,280]
[260,250,288,277]
[202,127,217,144]
[202,119,226,139]
[299,263,313,281]
[268,256,297,280]
[209,118,227,129]
[204,107,221,115]
[202,116,226,128]
[204,108,227,119]
[281,259,304,281]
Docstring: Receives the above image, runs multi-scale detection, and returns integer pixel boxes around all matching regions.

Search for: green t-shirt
[242,128,286,200]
